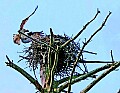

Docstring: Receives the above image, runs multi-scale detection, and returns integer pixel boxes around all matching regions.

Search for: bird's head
[13,34,21,45]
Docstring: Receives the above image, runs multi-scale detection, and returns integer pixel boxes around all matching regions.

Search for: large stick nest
[19,32,87,78]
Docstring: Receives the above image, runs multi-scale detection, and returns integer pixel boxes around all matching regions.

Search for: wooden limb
[82,50,97,55]
[67,11,112,93]
[48,28,54,72]
[79,61,114,63]
[80,62,120,93]
[48,46,59,93]
[46,28,54,90]
[56,74,82,85]
[5,55,44,92]
[117,89,120,93]
[58,62,117,92]
[111,50,114,62]
[61,8,100,48]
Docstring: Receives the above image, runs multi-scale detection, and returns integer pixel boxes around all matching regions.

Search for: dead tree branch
[5,55,44,92]
[111,50,115,62]
[78,61,114,63]
[67,11,112,93]
[48,28,54,74]
[58,62,119,92]
[80,62,120,93]
[117,89,120,93]
[48,46,59,93]
[61,8,100,48]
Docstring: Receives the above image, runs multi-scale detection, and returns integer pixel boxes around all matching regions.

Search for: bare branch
[5,55,44,92]
[58,62,119,92]
[79,61,114,63]
[111,50,115,62]
[48,46,59,92]
[82,50,97,55]
[117,89,120,93]
[80,62,120,93]
[48,28,54,71]
[46,28,54,90]
[67,11,112,93]
[61,8,100,48]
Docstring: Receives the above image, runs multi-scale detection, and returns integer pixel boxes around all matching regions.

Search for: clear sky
[0,0,120,93]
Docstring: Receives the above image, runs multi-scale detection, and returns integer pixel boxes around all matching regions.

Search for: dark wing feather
[20,5,38,30]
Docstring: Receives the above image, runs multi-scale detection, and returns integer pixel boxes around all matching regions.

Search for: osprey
[13,29,44,45]
[13,5,39,45]
[13,29,31,45]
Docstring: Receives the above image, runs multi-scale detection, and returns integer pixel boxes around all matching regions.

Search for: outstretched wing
[20,5,38,30]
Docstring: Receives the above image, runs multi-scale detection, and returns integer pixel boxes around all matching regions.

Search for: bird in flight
[13,5,42,45]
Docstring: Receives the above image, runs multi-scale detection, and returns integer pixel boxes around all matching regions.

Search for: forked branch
[61,8,100,48]
[58,62,120,92]
[5,55,44,92]
[67,11,112,93]
[80,61,120,93]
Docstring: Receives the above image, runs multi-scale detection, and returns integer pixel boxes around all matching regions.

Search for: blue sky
[0,0,120,93]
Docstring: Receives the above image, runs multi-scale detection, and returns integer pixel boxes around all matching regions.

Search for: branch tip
[97,8,100,13]
[109,11,112,14]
